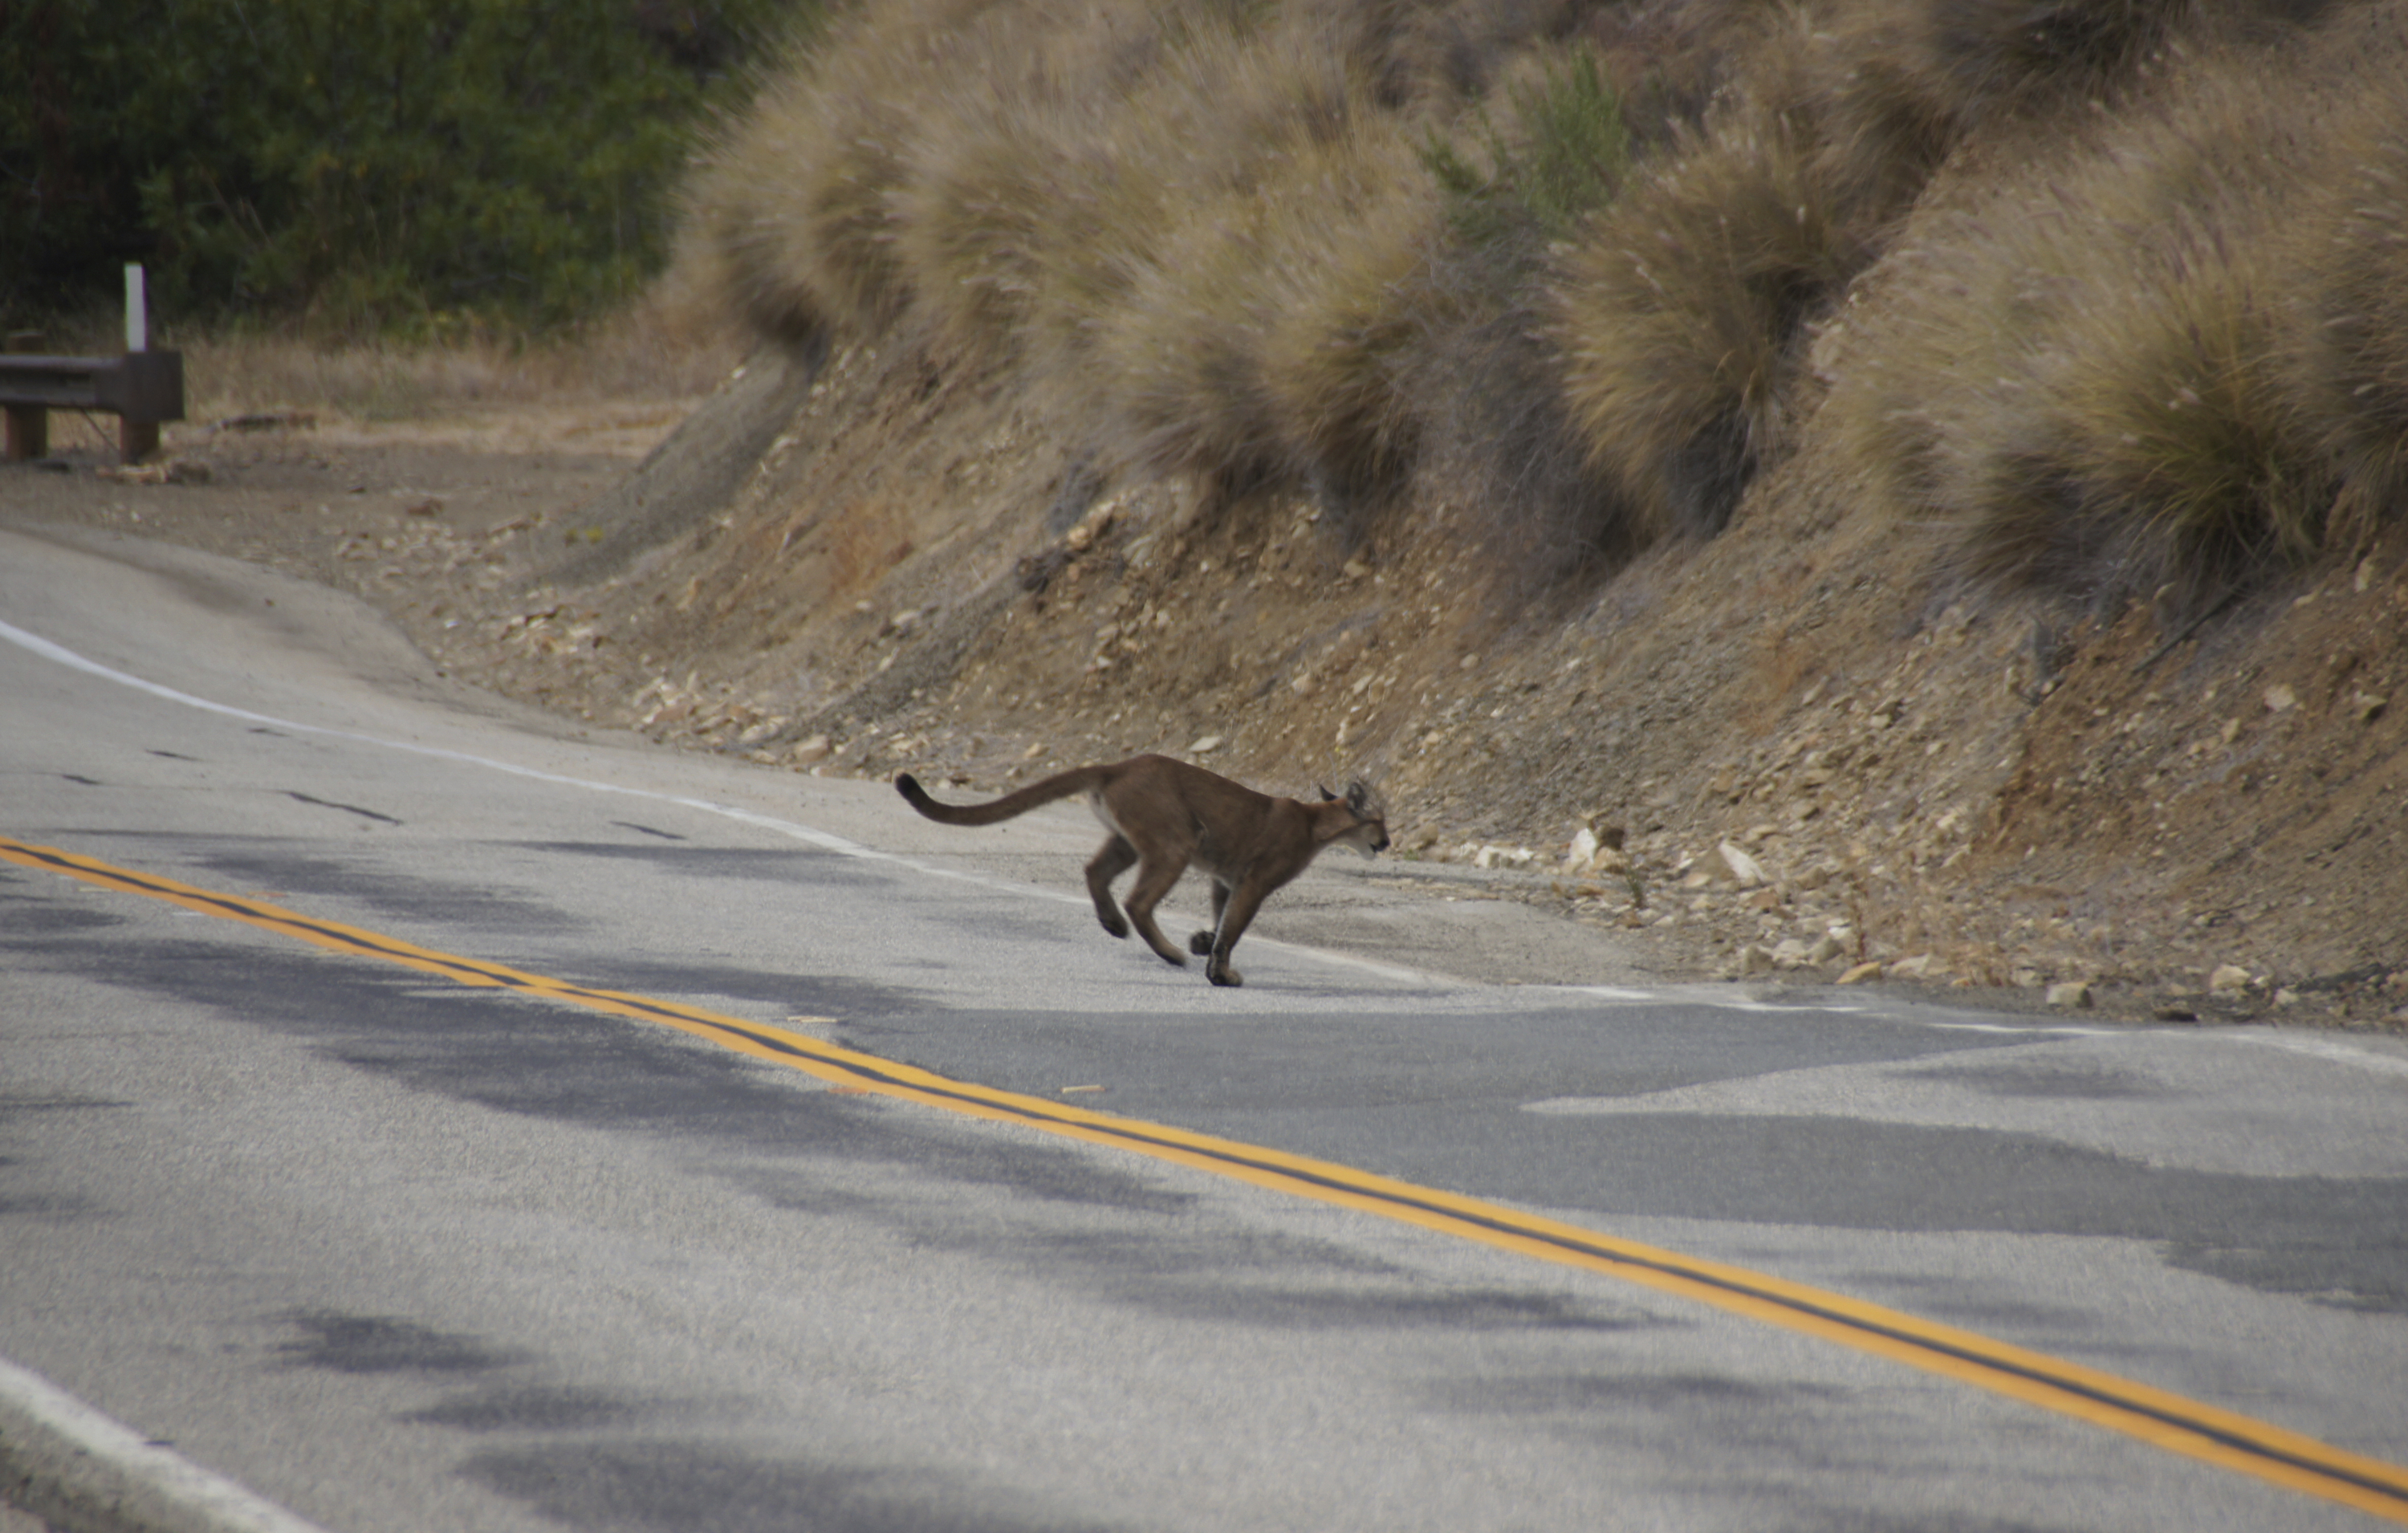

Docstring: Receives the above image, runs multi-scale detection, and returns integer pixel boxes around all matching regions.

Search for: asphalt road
[3,518,2406,1532]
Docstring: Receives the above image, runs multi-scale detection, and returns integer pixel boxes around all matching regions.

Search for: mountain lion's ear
[1346,781,1371,815]
[1316,783,1338,802]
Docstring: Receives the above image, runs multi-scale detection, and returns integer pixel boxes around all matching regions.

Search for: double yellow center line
[7,833,2404,1524]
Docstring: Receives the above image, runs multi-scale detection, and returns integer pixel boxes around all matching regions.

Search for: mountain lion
[895,754,1389,986]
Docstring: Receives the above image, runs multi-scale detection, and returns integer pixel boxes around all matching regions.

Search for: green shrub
[2,0,790,332]
[1421,48,1630,256]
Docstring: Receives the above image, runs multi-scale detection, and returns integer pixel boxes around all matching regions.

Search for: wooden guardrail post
[120,264,160,462]
[2,331,45,460]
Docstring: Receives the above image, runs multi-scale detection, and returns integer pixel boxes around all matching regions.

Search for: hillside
[79,0,2408,1024]
[413,325,2406,1027]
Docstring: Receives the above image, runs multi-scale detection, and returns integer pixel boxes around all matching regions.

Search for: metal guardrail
[0,350,186,463]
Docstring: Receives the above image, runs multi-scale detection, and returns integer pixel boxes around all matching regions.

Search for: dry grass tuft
[173,295,741,425]
[1807,2,1965,226]
[1536,0,2280,553]
[1832,12,2408,615]
[1914,0,2199,122]
[1552,91,1861,540]
[1088,194,1287,498]
[1425,303,1643,582]
[1975,217,2330,608]
[1258,135,1446,527]
[688,0,1015,348]
[1083,104,1426,506]
[675,0,2390,603]
[892,104,1072,364]
[2294,40,2408,550]
[685,0,1731,557]
[685,75,851,351]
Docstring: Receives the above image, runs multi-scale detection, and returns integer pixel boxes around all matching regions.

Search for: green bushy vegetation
[2,0,792,334]
[689,0,2406,612]
[1421,48,1631,252]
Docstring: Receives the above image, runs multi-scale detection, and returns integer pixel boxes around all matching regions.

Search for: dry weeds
[682,0,2405,610]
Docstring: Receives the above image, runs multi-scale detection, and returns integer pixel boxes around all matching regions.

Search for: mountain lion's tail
[895,766,1107,827]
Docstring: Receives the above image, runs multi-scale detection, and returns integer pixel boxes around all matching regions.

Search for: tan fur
[896,754,1389,986]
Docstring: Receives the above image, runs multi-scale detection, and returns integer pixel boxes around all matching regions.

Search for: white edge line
[21,615,2408,1070]
[0,616,1444,990]
[1927,1020,2121,1038]
[2227,1029,2408,1080]
[0,1355,330,1533]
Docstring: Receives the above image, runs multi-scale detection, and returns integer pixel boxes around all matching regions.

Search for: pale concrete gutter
[0,1359,327,1533]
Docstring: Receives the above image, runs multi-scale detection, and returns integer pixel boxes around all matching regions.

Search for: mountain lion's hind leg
[1121,856,1192,966]
[1085,836,1137,940]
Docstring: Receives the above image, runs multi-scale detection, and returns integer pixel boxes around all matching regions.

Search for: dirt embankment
[11,313,2400,1031]
[520,335,2402,1031]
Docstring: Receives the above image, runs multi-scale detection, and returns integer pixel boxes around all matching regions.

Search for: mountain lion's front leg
[1189,879,1231,958]
[1084,836,1137,939]
[1202,879,1269,987]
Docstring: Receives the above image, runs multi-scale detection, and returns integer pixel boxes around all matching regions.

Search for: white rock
[2208,964,2255,993]
[1566,828,1601,868]
[1188,734,1223,754]
[2045,981,2093,1008]
[1714,841,1768,889]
